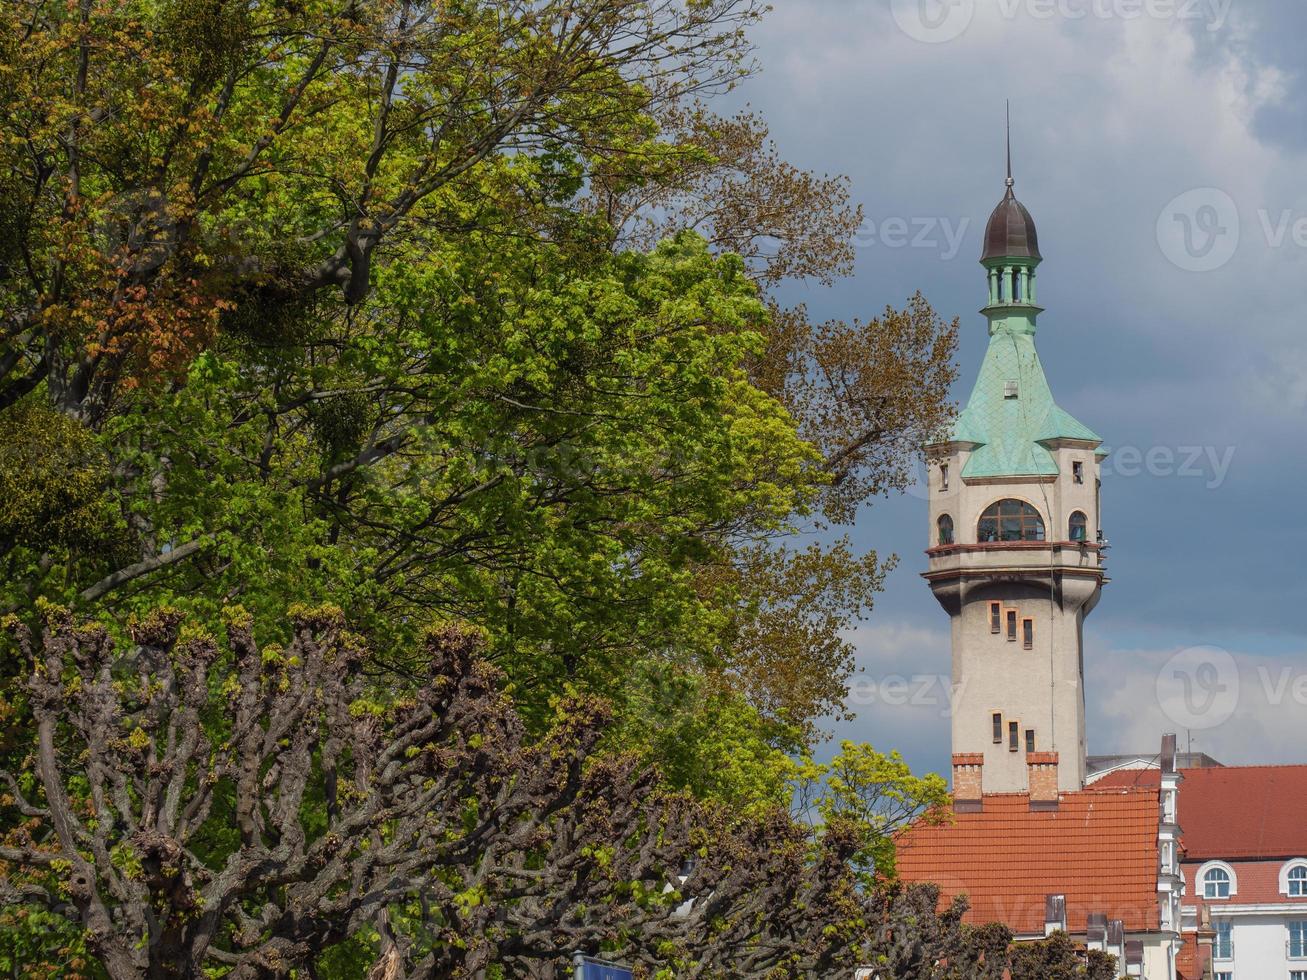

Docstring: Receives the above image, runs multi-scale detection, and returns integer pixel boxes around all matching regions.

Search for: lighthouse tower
[925,137,1107,796]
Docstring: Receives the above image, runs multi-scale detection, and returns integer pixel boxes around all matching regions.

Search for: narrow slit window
[992,712,1003,744]
[1073,460,1085,484]
[1006,609,1018,642]
[1023,617,1035,651]
[1025,729,1035,754]
[990,602,1002,634]
[940,463,949,491]
[1008,721,1019,752]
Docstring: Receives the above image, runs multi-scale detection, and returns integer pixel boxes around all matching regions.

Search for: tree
[1008,931,1119,980]
[1,605,970,979]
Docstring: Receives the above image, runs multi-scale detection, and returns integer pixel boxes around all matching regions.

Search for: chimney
[1160,732,1181,827]
[1027,751,1060,810]
[1086,912,1108,952]
[1107,920,1126,969]
[1125,939,1144,976]
[952,753,984,812]
[1044,894,1067,936]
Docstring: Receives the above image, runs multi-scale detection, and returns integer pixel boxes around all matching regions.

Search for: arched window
[937,514,955,546]
[977,500,1045,543]
[1283,862,1307,897]
[1069,511,1088,542]
[1203,866,1232,899]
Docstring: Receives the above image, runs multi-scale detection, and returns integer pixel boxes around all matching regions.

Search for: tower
[925,129,1106,795]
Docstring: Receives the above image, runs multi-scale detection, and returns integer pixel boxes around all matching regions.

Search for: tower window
[1069,511,1088,542]
[1008,721,1019,752]
[1004,380,1020,399]
[990,602,1002,634]
[937,514,954,546]
[1022,617,1034,650]
[993,712,1003,744]
[978,499,1045,542]
[1025,728,1035,754]
[940,463,949,491]
[1073,460,1084,484]
[1006,609,1018,642]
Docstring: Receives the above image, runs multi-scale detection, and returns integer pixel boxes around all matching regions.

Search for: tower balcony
[923,540,1106,615]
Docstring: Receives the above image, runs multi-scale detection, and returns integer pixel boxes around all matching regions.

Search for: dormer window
[1202,864,1234,899]
[1004,380,1019,400]
[1283,862,1307,897]
[1292,867,1307,897]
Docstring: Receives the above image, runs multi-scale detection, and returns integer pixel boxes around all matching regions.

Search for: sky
[726,0,1307,775]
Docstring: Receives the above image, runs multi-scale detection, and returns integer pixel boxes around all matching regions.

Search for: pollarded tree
[1,605,965,979]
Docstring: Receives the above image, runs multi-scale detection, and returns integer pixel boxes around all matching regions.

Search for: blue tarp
[574,956,633,980]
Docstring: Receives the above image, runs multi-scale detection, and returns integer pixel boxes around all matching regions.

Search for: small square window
[1073,461,1084,484]
[1022,618,1035,651]
[1024,728,1035,754]
[1008,721,1019,752]
[1004,380,1019,400]
[990,602,1002,634]
[1006,609,1018,642]
[992,712,1003,744]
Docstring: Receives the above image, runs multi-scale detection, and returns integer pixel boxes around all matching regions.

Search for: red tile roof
[897,787,1162,935]
[1095,764,1307,860]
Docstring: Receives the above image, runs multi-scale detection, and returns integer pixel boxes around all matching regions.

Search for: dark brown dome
[981,186,1041,261]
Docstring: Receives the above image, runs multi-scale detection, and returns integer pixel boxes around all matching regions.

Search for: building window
[1203,866,1233,899]
[1006,609,1018,642]
[937,514,955,546]
[992,712,1003,744]
[1022,617,1034,651]
[940,463,949,491]
[1290,973,1307,980]
[1291,921,1307,959]
[1073,460,1084,484]
[978,499,1045,542]
[1215,974,1232,980]
[1285,863,1307,896]
[1069,510,1088,542]
[1004,380,1020,400]
[1008,721,1019,752]
[1214,920,1232,959]
[1024,728,1035,753]
[990,602,1002,634]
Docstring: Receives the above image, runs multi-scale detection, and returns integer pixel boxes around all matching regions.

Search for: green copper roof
[950,324,1101,479]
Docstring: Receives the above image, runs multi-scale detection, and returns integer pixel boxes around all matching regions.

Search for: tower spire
[1005,99,1014,189]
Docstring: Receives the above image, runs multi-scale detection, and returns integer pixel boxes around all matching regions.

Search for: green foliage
[803,740,950,877]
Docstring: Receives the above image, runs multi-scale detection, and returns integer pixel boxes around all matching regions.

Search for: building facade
[1092,763,1307,980]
